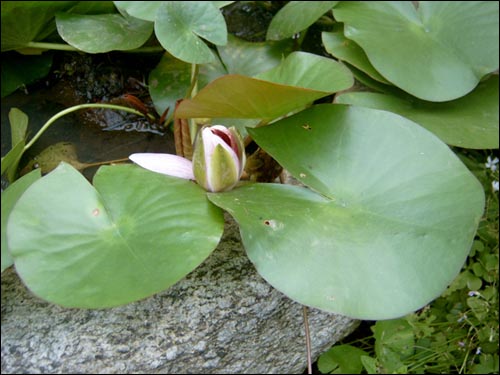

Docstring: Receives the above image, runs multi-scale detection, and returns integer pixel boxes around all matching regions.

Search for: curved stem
[23,103,152,152]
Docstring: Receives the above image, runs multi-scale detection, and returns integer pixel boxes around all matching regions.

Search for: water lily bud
[192,125,246,192]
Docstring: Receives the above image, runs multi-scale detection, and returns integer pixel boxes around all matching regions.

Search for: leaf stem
[303,305,313,375]
[186,63,200,99]
[25,42,79,51]
[24,42,164,53]
[82,157,131,169]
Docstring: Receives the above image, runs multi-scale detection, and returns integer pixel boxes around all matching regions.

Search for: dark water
[1,52,176,183]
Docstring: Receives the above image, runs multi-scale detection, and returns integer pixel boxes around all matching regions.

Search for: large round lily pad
[7,163,224,308]
[209,105,484,319]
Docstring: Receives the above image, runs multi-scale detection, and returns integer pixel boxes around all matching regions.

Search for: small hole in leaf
[92,208,100,216]
[263,219,283,230]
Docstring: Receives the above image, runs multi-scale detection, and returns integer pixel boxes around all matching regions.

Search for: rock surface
[1,215,359,374]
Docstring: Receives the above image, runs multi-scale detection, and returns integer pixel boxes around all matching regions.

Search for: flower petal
[129,153,194,180]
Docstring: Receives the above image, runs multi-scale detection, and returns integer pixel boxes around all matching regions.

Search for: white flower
[192,125,246,192]
[129,125,245,193]
[492,180,499,192]
[485,156,499,171]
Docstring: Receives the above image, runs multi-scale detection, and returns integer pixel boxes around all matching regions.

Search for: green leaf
[373,319,414,373]
[217,34,293,77]
[114,1,231,21]
[467,296,489,320]
[209,105,484,319]
[471,354,500,374]
[1,1,76,51]
[213,1,234,9]
[322,29,390,84]
[9,108,29,146]
[360,356,378,374]
[255,51,353,90]
[1,169,42,272]
[336,75,499,149]
[318,344,368,374]
[465,272,483,290]
[68,1,117,15]
[1,141,25,182]
[197,52,228,89]
[148,52,192,117]
[7,163,224,308]
[1,108,30,183]
[176,52,353,120]
[266,1,338,41]
[1,53,53,98]
[155,1,227,64]
[113,1,162,21]
[56,12,153,53]
[333,2,499,101]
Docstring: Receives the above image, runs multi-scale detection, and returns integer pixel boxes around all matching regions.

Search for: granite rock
[1,215,359,374]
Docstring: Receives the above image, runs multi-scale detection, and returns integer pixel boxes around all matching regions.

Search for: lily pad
[217,34,293,77]
[336,75,499,149]
[155,1,227,64]
[113,1,162,21]
[1,169,41,272]
[266,1,338,40]
[175,51,353,120]
[254,51,352,90]
[1,1,75,51]
[114,1,232,22]
[7,163,224,308]
[56,12,153,53]
[148,53,192,117]
[322,29,390,84]
[333,2,499,101]
[209,105,484,319]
